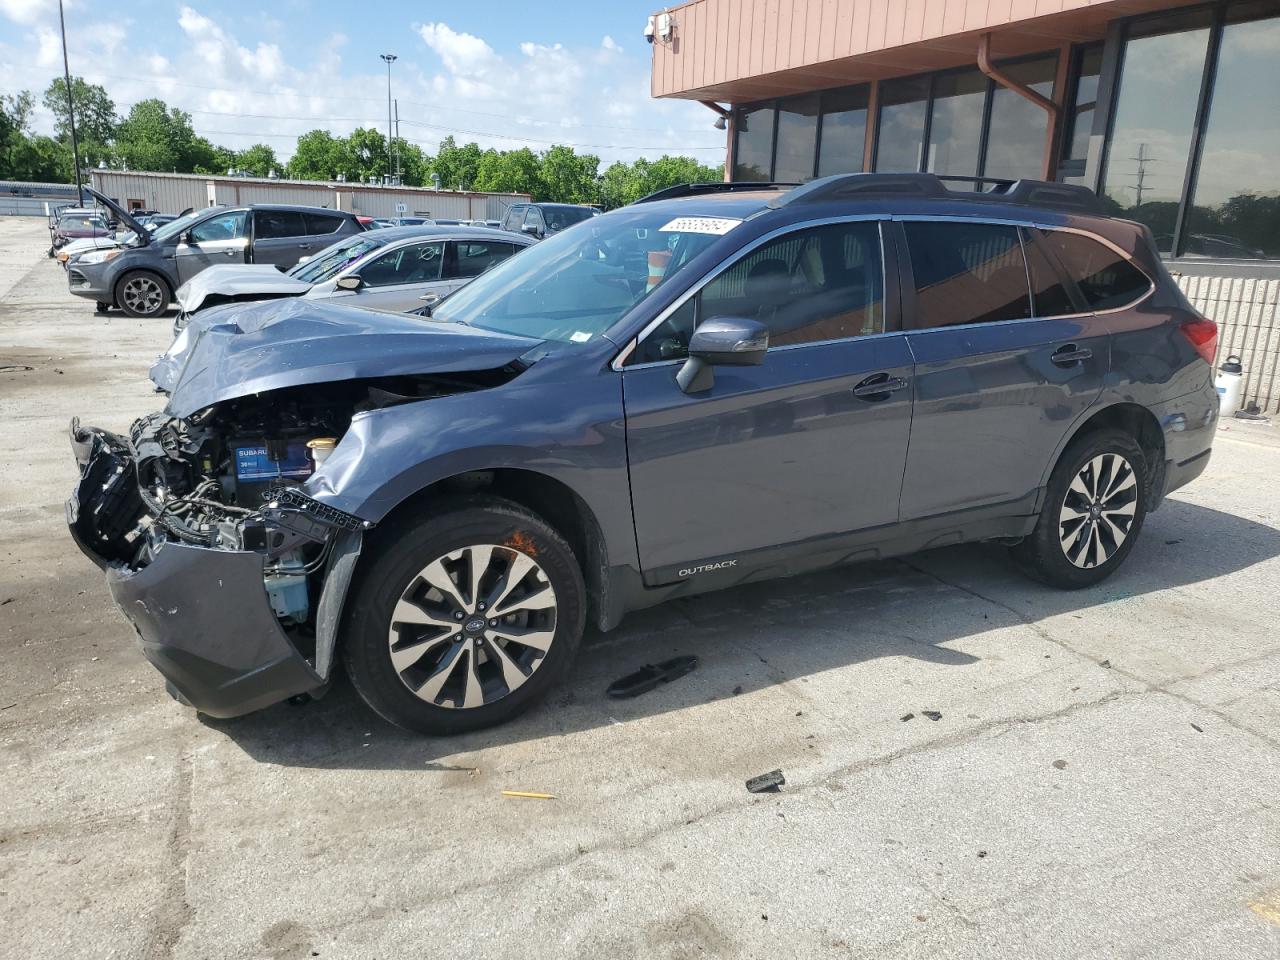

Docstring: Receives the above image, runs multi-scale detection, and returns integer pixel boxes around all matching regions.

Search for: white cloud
[0,7,723,167]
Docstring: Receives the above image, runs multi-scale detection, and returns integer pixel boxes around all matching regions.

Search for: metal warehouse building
[649,0,1280,412]
[88,169,529,222]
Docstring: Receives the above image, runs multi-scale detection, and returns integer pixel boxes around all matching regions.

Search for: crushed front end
[67,391,367,717]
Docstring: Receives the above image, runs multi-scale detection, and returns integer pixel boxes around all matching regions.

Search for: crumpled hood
[176,263,311,313]
[151,297,542,418]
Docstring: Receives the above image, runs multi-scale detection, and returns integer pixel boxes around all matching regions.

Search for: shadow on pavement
[203,497,1280,768]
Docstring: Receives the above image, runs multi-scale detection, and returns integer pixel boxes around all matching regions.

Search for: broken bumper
[67,428,326,718]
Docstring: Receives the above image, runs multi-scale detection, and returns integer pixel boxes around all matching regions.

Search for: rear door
[251,209,309,268]
[896,218,1110,521]
[623,218,915,583]
[175,210,249,284]
[340,239,446,311]
[441,239,522,299]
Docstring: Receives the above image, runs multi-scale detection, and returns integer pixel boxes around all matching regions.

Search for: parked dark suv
[66,189,365,317]
[500,201,597,240]
[67,174,1219,735]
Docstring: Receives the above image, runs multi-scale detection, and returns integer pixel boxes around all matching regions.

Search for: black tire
[95,301,111,313]
[342,496,586,735]
[115,270,171,318]
[1011,428,1150,589]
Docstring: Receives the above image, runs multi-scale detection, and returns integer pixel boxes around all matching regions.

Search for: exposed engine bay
[69,372,507,632]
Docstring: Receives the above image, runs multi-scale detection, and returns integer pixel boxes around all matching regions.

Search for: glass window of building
[875,76,930,172]
[1100,15,1213,252]
[926,70,987,177]
[984,56,1058,180]
[1063,46,1103,170]
[1183,12,1280,259]
[734,103,775,181]
[774,94,821,182]
[817,86,869,177]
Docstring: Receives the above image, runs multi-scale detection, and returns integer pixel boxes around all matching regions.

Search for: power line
[4,60,715,136]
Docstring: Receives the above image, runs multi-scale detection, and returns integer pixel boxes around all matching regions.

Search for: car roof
[535,202,595,210]
[359,224,534,243]
[245,203,355,215]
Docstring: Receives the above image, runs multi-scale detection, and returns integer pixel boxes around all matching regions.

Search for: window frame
[614,215,900,370]
[355,239,446,288]
[889,216,1156,334]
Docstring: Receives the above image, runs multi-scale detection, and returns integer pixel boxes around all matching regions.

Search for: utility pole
[1129,142,1157,208]
[394,99,401,184]
[380,54,397,185]
[58,0,84,205]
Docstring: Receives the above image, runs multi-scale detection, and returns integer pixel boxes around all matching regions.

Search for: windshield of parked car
[288,234,387,283]
[62,215,106,230]
[150,210,206,243]
[543,206,595,232]
[431,205,732,343]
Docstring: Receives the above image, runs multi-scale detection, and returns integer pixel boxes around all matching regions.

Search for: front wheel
[1011,429,1150,589]
[115,270,170,318]
[342,497,586,735]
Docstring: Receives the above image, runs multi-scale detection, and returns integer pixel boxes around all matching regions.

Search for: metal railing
[1178,275,1280,414]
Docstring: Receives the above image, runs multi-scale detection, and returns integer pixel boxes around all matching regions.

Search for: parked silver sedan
[173,225,535,332]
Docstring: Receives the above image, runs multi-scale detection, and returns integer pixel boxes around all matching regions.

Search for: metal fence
[1177,275,1280,414]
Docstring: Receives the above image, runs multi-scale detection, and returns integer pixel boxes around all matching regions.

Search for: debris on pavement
[900,713,915,722]
[1052,760,1068,770]
[977,850,988,858]
[746,769,785,793]
[732,685,743,696]
[0,364,33,373]
[1099,659,1112,668]
[501,790,557,800]
[1191,722,1204,733]
[922,710,942,721]
[606,655,699,699]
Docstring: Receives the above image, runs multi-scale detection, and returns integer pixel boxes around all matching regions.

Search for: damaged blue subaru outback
[68,173,1220,735]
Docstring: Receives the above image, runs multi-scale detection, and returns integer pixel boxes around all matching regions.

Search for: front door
[342,239,448,312]
[175,210,248,284]
[895,219,1110,520]
[622,219,914,584]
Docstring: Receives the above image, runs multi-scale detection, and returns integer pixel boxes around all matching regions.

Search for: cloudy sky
[0,0,724,165]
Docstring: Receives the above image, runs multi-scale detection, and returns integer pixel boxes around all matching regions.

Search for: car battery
[231,439,313,506]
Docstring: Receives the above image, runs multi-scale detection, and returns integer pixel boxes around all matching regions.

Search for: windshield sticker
[659,216,742,235]
[569,331,592,343]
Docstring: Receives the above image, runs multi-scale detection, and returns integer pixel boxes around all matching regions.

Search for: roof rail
[634,181,799,204]
[767,172,1105,215]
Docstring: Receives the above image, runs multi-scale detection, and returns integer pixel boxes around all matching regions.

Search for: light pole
[58,0,84,204]
[380,53,397,185]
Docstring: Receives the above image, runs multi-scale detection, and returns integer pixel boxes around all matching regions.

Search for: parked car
[67,172,1219,734]
[48,209,113,256]
[59,212,190,266]
[171,225,534,333]
[500,202,597,240]
[66,189,366,317]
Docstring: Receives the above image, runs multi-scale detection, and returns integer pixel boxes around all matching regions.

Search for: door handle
[1051,344,1093,367]
[853,373,909,399]
[298,244,312,250]
[222,249,237,256]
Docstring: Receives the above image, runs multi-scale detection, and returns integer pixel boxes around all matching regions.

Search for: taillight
[1179,317,1218,366]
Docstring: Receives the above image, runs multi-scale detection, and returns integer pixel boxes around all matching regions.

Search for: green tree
[288,129,346,180]
[114,99,206,172]
[432,136,483,190]
[394,140,429,186]
[473,147,541,195]
[234,143,278,177]
[598,155,724,209]
[537,145,599,204]
[194,143,237,176]
[0,91,35,179]
[342,127,389,183]
[43,76,116,145]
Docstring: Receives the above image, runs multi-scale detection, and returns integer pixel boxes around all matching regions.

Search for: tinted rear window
[1040,229,1151,310]
[305,213,346,235]
[904,221,1032,327]
[255,210,306,239]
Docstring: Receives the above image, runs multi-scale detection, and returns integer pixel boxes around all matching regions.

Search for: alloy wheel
[386,544,558,709]
[1059,453,1139,569]
[122,276,163,315]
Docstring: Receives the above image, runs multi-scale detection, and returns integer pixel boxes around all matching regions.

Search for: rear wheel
[1011,429,1149,589]
[115,271,170,318]
[342,497,585,735]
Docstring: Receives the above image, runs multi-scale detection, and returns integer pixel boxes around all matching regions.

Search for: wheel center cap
[463,616,487,635]
[1090,504,1102,519]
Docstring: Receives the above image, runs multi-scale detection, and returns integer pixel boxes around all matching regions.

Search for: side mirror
[335,275,363,291]
[521,223,541,238]
[676,317,769,394]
